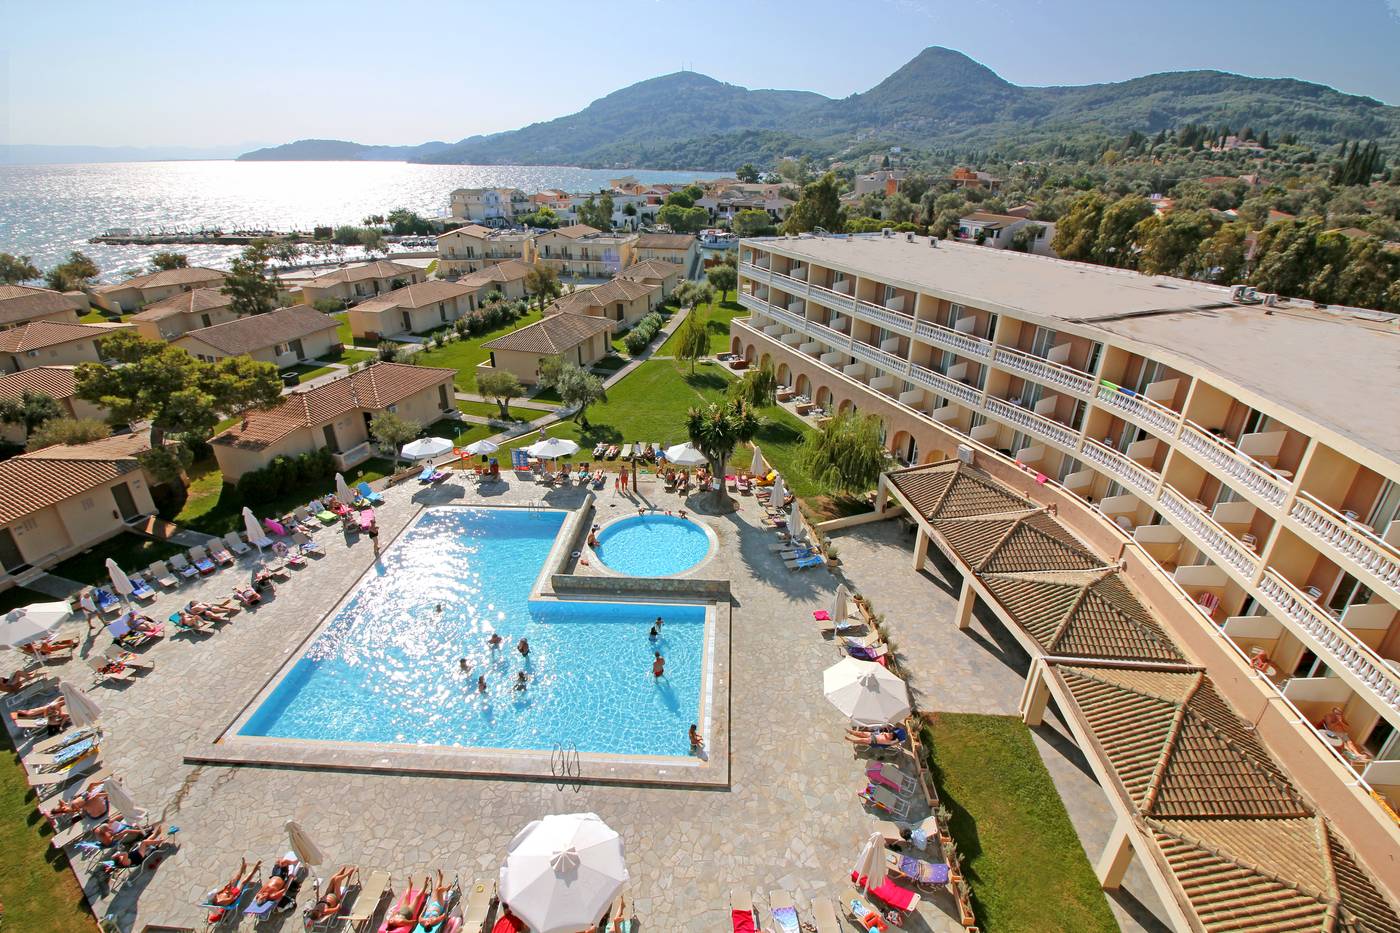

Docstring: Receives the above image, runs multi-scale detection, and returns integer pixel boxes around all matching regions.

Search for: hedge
[234,448,336,503]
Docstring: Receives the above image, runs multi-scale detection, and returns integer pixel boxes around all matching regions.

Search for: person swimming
[458,658,471,674]
[515,671,528,691]
[652,652,665,678]
[517,638,530,657]
[488,633,503,649]
[477,675,487,694]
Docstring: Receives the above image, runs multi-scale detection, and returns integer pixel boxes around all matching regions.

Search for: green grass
[0,731,91,933]
[319,345,375,366]
[657,298,743,357]
[426,259,439,276]
[170,457,394,537]
[49,533,187,586]
[288,363,336,383]
[455,399,527,422]
[412,309,544,392]
[923,714,1117,933]
[495,358,828,496]
[425,418,497,449]
[592,355,627,374]
[79,309,113,323]
[331,311,379,348]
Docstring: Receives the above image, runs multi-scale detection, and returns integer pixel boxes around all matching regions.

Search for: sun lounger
[866,761,917,795]
[605,444,619,459]
[356,481,384,505]
[860,782,912,819]
[169,554,199,579]
[188,546,218,574]
[619,443,633,460]
[103,646,154,671]
[37,767,109,816]
[208,541,235,565]
[376,882,426,933]
[3,676,57,712]
[785,554,824,570]
[27,751,100,791]
[769,890,800,933]
[859,875,921,914]
[86,654,138,684]
[810,896,841,933]
[842,889,889,933]
[311,500,338,524]
[93,588,122,613]
[357,509,375,532]
[885,849,950,888]
[128,574,156,601]
[147,561,179,588]
[731,889,757,933]
[844,641,888,663]
[24,733,99,772]
[169,611,212,635]
[417,464,437,483]
[224,531,252,555]
[345,869,392,932]
[106,614,161,648]
[292,531,323,555]
[30,725,98,759]
[290,510,319,534]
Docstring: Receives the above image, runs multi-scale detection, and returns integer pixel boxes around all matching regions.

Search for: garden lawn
[456,399,526,422]
[170,457,394,537]
[425,418,497,450]
[320,345,376,366]
[412,308,544,392]
[49,533,187,587]
[923,714,1117,933]
[497,359,830,496]
[0,731,91,933]
[657,298,743,356]
[331,312,378,348]
[289,363,336,383]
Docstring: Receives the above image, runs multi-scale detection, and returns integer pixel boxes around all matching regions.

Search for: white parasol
[106,559,133,599]
[852,831,887,892]
[823,657,911,727]
[833,584,850,622]
[499,812,628,933]
[464,439,499,456]
[59,681,103,728]
[402,437,454,461]
[662,443,708,467]
[749,446,766,476]
[104,777,146,824]
[243,507,271,548]
[284,819,324,866]
[526,437,580,460]
[0,601,71,649]
[335,472,354,502]
[769,474,786,509]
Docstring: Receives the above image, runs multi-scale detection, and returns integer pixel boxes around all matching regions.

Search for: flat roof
[751,235,1400,463]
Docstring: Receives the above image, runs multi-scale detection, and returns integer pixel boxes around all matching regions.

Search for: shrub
[313,298,344,314]
[376,340,398,361]
[624,330,650,354]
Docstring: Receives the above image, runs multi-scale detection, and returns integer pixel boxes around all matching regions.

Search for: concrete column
[874,475,889,516]
[1095,817,1135,890]
[1021,667,1051,727]
[955,576,976,630]
[912,527,929,572]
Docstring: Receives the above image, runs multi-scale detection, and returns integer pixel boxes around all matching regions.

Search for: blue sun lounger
[93,588,122,613]
[356,481,384,505]
[128,575,156,601]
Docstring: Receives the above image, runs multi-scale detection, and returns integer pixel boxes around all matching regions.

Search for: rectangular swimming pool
[239,507,710,758]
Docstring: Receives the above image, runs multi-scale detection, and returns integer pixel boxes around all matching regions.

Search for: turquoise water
[240,507,707,756]
[594,514,712,576]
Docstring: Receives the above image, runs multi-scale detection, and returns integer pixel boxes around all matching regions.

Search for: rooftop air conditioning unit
[882,228,893,237]
[929,237,940,248]
[1262,293,1280,307]
[956,443,975,465]
[905,231,915,242]
[1230,285,1261,304]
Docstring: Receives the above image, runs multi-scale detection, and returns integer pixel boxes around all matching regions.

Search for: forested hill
[241,49,1400,169]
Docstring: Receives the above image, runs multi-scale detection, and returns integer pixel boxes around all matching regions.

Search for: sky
[3,0,1399,149]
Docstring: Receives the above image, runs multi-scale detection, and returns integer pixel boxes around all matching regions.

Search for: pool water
[240,508,708,757]
[594,514,712,576]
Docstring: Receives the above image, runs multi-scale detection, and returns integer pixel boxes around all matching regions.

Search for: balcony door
[111,482,140,521]
[0,528,26,574]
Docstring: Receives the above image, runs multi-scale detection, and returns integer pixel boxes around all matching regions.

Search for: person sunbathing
[232,585,261,605]
[94,817,147,847]
[383,878,429,933]
[20,637,78,657]
[208,859,261,914]
[11,696,65,724]
[252,569,277,592]
[50,779,109,819]
[254,856,297,904]
[308,865,358,922]
[126,615,162,635]
[189,601,234,621]
[177,609,211,630]
[0,669,40,693]
[104,823,173,872]
[845,725,909,746]
[415,869,453,931]
[1320,706,1372,763]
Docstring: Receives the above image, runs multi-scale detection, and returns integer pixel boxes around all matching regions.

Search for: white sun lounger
[345,869,392,932]
[223,531,252,555]
[147,561,179,588]
[168,554,199,579]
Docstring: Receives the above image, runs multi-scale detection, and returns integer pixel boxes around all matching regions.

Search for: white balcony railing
[851,341,910,374]
[805,281,857,315]
[1178,419,1288,506]
[1290,492,1400,592]
[1094,383,1182,436]
[1081,438,1160,497]
[1159,485,1260,578]
[855,299,916,336]
[993,345,1095,396]
[984,397,1079,451]
[1256,568,1400,713]
[913,319,993,360]
[909,364,981,406]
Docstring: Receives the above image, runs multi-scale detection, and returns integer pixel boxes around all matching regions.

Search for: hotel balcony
[1158,485,1262,580]
[1289,491,1400,597]
[912,317,993,361]
[909,363,981,406]
[983,396,1080,453]
[1080,438,1162,499]
[991,343,1095,397]
[1094,381,1183,437]
[1177,418,1290,507]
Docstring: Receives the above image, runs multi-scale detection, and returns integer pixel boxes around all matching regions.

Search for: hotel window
[1369,480,1400,532]
[1057,457,1080,482]
[1029,327,1057,360]
[883,284,897,303]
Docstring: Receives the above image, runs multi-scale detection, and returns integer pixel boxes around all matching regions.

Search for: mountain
[417,72,828,167]
[237,48,1400,169]
[1,142,267,164]
[236,138,453,161]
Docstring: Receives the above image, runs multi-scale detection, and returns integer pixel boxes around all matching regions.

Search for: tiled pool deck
[13,472,1168,932]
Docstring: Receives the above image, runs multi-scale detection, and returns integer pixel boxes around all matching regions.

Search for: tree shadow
[681,369,728,393]
[753,420,803,445]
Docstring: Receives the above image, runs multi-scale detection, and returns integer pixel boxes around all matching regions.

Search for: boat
[700,228,738,248]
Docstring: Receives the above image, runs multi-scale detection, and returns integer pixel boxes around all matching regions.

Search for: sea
[0,161,714,282]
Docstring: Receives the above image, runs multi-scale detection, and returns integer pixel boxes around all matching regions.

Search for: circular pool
[593,514,713,577]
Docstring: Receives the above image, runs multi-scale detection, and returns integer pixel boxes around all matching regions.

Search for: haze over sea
[0,161,711,282]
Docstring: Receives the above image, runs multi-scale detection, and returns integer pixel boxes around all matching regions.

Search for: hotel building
[733,232,1400,817]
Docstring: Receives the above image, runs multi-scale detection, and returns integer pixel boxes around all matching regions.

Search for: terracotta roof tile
[211,362,452,450]
[888,461,1030,520]
[548,278,657,315]
[0,285,79,326]
[482,313,613,355]
[177,306,337,356]
[0,321,127,353]
[635,233,696,250]
[342,280,475,314]
[0,366,79,402]
[550,224,601,239]
[458,259,532,289]
[620,259,682,281]
[96,267,224,292]
[304,261,418,286]
[0,432,150,526]
[129,287,231,322]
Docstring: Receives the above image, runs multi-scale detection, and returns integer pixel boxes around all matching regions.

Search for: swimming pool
[240,507,709,758]
[593,514,714,577]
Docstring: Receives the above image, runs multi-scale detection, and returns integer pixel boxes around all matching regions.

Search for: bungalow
[210,362,456,481]
[633,233,699,275]
[0,285,84,330]
[479,313,614,386]
[457,259,532,302]
[945,167,1002,192]
[533,225,638,279]
[436,225,536,277]
[620,259,683,298]
[0,431,157,585]
[0,366,108,446]
[448,187,528,223]
[852,170,906,197]
[547,277,659,327]
[955,212,1057,256]
[297,260,423,308]
[129,287,239,341]
[0,321,129,373]
[174,305,340,368]
[93,267,226,313]
[347,280,479,342]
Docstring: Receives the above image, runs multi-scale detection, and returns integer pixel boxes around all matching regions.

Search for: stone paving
[15,474,971,933]
[831,519,1172,933]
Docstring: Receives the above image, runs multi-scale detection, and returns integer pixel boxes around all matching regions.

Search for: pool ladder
[528,500,546,519]
[552,741,581,790]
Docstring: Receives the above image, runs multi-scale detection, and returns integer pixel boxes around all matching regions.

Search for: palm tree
[685,398,760,507]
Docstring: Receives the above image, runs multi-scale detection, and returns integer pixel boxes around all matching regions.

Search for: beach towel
[730,909,757,933]
[771,903,799,933]
[895,853,949,885]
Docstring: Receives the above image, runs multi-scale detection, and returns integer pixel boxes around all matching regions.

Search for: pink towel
[813,610,832,621]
